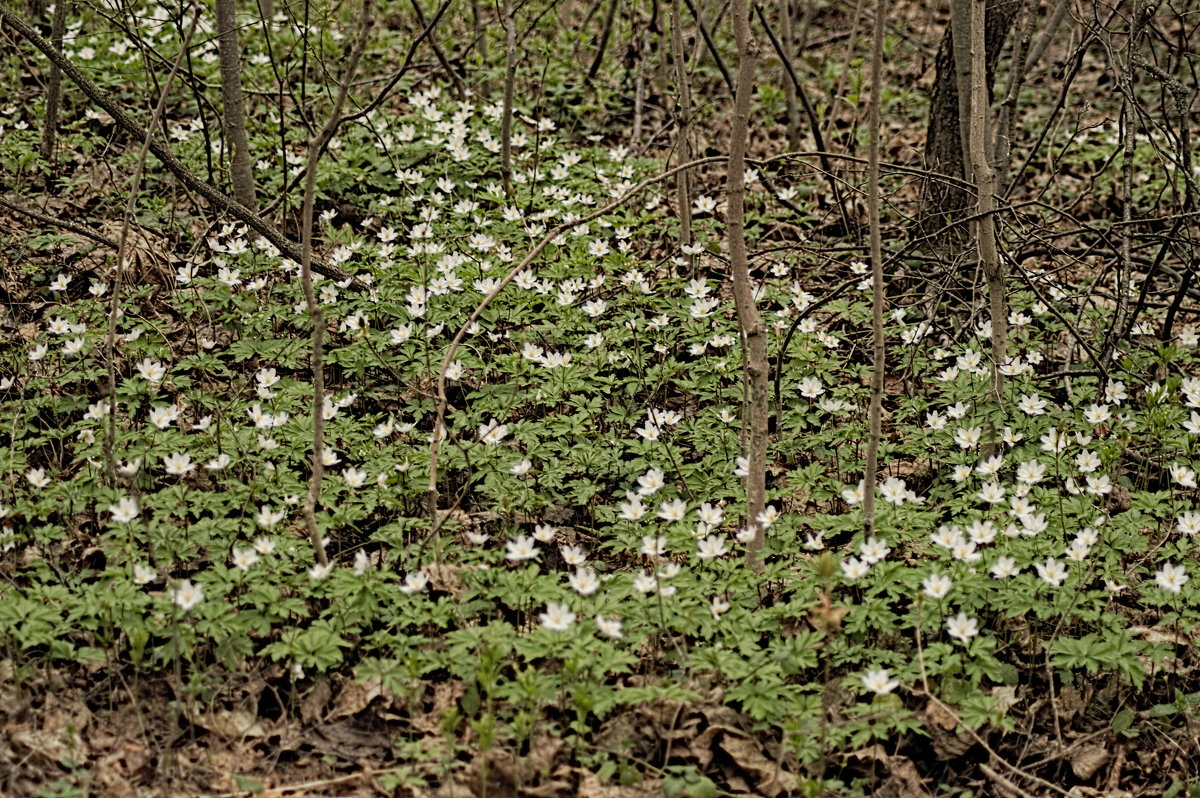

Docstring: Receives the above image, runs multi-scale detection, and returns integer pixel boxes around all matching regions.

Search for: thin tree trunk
[300,0,374,570]
[215,0,258,210]
[862,0,887,539]
[779,0,801,150]
[670,0,693,268]
[472,0,486,60]
[993,0,1034,185]
[727,0,768,572]
[967,0,1005,396]
[38,0,67,181]
[500,0,516,199]
[587,0,620,81]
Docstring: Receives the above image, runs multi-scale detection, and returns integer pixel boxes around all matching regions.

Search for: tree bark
[670,0,693,269]
[727,0,768,571]
[967,0,1006,395]
[38,0,67,180]
[862,0,887,539]
[921,0,1019,238]
[215,0,258,210]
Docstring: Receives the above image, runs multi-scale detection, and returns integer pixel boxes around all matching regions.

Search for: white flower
[400,570,429,594]
[148,404,182,429]
[1017,393,1047,415]
[1176,512,1200,536]
[619,496,647,520]
[975,455,1003,477]
[342,467,368,488]
[505,534,539,562]
[540,602,576,631]
[861,668,899,695]
[841,557,870,580]
[595,615,623,639]
[954,426,982,449]
[205,453,231,472]
[641,535,668,557]
[255,506,285,528]
[922,573,952,600]
[1183,411,1200,435]
[533,523,557,543]
[133,564,157,585]
[636,467,666,496]
[879,477,911,505]
[108,496,139,524]
[990,556,1018,579]
[560,545,588,566]
[977,481,1006,504]
[172,579,204,611]
[1155,562,1189,594]
[696,535,728,560]
[797,376,824,398]
[231,547,259,571]
[945,612,979,643]
[568,567,600,595]
[253,536,276,556]
[1016,460,1045,484]
[632,570,658,594]
[308,562,334,581]
[696,502,724,526]
[1169,463,1197,489]
[757,505,781,528]
[859,537,890,564]
[1035,558,1068,587]
[26,468,50,488]
[163,452,194,476]
[478,418,509,444]
[136,358,166,383]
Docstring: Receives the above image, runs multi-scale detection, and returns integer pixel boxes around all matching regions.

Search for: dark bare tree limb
[0,193,118,248]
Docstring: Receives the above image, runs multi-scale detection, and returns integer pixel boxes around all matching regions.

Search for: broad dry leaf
[716,733,798,797]
[328,674,384,720]
[189,708,272,739]
[1070,745,1111,781]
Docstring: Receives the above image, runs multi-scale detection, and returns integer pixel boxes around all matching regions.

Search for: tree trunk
[215,0,258,211]
[38,0,68,184]
[727,0,768,572]
[921,0,1018,238]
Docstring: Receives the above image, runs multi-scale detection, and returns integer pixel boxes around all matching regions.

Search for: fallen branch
[0,193,118,248]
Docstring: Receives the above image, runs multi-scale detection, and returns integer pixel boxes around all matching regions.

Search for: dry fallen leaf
[1070,744,1111,781]
[328,674,384,720]
[188,708,272,740]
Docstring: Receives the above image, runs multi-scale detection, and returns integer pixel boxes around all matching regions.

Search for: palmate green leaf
[265,621,351,673]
